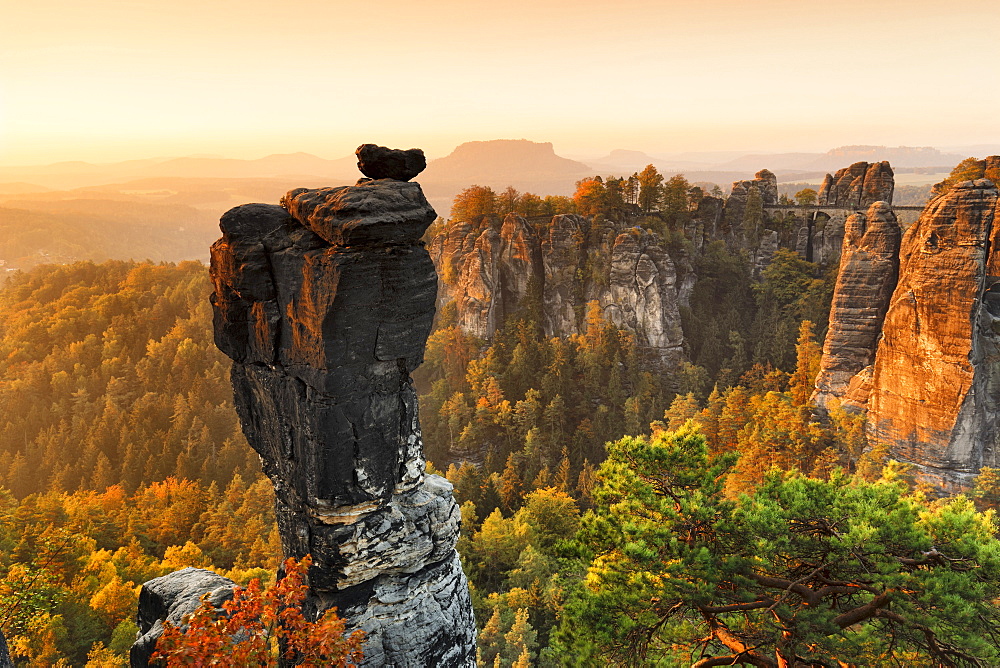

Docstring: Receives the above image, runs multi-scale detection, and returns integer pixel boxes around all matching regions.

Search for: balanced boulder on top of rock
[208,151,476,666]
[356,143,426,181]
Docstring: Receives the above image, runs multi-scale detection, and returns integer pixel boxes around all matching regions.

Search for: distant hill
[583,149,716,176]
[419,139,594,214]
[0,153,359,191]
[0,198,218,270]
[423,139,591,183]
[0,182,51,195]
[715,145,966,173]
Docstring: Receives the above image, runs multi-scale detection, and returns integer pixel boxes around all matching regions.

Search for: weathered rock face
[813,202,901,412]
[130,568,236,667]
[208,174,476,665]
[429,213,684,369]
[730,169,779,207]
[866,179,1000,491]
[600,229,685,368]
[724,169,778,239]
[795,213,847,266]
[819,161,894,208]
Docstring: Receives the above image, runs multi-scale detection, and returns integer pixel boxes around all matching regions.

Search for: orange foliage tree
[152,556,364,667]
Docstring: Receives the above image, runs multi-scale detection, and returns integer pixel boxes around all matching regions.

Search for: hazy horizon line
[3,139,999,170]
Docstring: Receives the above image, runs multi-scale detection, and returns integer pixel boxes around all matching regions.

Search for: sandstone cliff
[428,161,901,377]
[814,165,1000,491]
[199,149,475,665]
[429,213,684,370]
[866,178,1000,491]
[813,202,900,412]
[818,161,894,208]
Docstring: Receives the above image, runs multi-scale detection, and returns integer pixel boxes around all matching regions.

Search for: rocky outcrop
[207,165,476,664]
[130,568,236,667]
[818,161,894,208]
[356,144,426,181]
[601,229,685,368]
[813,202,901,412]
[866,179,1000,491]
[429,213,684,369]
[725,170,778,239]
[797,213,847,267]
[730,169,778,207]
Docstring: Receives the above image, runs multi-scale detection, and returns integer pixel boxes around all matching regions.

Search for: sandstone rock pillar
[209,147,476,666]
[813,202,900,412]
[867,179,1000,491]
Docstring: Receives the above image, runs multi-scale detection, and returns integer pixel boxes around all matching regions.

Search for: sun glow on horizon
[1,0,998,166]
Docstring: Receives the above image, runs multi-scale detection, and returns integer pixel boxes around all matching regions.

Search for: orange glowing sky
[2,0,998,165]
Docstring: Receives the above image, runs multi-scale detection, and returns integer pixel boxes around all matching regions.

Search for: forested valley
[0,156,999,665]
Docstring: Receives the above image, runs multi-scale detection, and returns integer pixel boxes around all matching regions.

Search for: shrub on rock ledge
[151,556,364,667]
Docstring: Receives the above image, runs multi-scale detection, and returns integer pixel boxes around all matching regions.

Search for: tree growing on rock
[556,425,1000,667]
[794,188,818,206]
[636,165,663,213]
[152,556,364,667]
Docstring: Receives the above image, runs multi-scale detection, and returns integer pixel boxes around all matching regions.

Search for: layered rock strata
[819,161,894,208]
[429,214,684,370]
[867,179,1000,491]
[813,202,901,412]
[208,169,476,664]
[795,212,847,267]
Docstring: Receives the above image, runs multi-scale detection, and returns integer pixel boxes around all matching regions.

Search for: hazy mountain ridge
[0,140,987,270]
[0,198,218,270]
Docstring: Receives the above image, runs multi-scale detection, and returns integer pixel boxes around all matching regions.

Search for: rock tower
[207,144,476,665]
[815,172,1000,493]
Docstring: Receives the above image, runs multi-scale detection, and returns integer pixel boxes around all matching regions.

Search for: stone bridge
[759,203,924,265]
[764,203,924,225]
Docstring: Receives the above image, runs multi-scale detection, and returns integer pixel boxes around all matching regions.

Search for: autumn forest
[1,156,1000,666]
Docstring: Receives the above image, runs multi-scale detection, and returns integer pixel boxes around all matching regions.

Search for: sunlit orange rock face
[867,179,1000,491]
[818,161,895,208]
[813,202,901,413]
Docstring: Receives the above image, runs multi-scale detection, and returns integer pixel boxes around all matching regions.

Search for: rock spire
[867,178,1000,491]
[206,148,476,665]
[818,161,894,208]
[813,201,901,412]
[815,169,1000,493]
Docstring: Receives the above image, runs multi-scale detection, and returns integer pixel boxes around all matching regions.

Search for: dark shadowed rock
[130,567,236,667]
[356,144,426,181]
[281,180,436,247]
[209,174,476,666]
[0,628,11,668]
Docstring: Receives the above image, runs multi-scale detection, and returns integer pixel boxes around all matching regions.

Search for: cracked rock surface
[815,175,1000,493]
[813,202,901,413]
[867,179,1000,492]
[205,170,475,665]
[428,213,684,371]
